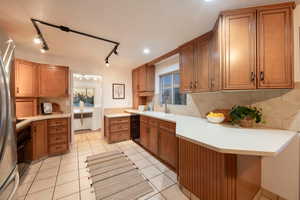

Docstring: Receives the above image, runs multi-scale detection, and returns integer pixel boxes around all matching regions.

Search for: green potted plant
[229,105,264,128]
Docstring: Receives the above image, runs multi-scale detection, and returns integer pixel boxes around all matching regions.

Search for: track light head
[105,59,110,67]
[40,45,48,53]
[33,36,42,44]
[113,49,118,55]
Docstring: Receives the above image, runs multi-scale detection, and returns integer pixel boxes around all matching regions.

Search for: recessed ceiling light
[143,48,150,54]
[204,0,213,2]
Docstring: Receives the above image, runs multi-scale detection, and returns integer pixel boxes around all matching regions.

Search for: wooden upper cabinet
[16,98,37,118]
[179,42,194,93]
[222,10,257,90]
[15,59,38,97]
[193,34,212,92]
[132,69,139,109]
[38,65,69,97]
[137,64,154,93]
[257,6,293,88]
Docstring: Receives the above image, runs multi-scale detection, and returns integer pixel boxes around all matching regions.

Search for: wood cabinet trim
[222,10,257,90]
[257,7,294,89]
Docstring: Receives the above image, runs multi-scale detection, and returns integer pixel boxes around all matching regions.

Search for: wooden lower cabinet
[104,116,131,144]
[178,138,261,200]
[140,120,149,149]
[148,118,158,155]
[139,116,178,171]
[47,118,69,155]
[28,118,69,161]
[158,121,178,170]
[31,120,48,160]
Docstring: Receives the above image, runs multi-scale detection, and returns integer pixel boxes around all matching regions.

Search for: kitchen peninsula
[125,109,297,200]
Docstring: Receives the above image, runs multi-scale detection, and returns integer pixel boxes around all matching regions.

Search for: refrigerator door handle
[0,55,8,161]
[0,167,19,200]
[8,171,19,200]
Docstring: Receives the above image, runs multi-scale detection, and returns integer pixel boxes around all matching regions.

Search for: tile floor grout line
[22,159,43,200]
[50,155,62,200]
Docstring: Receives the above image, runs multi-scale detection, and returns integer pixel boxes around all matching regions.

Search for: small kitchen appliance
[41,102,53,114]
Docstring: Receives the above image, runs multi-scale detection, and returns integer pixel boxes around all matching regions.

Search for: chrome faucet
[163,93,169,114]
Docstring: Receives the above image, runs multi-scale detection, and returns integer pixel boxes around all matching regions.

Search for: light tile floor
[14,131,270,200]
[14,131,186,200]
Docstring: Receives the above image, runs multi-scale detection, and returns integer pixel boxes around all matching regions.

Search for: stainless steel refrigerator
[0,29,19,200]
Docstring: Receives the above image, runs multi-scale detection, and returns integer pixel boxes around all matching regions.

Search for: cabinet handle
[189,81,193,89]
[16,87,19,94]
[260,72,264,81]
[251,72,255,82]
[210,79,214,89]
[194,81,198,89]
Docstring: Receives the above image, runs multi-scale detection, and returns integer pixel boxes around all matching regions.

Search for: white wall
[101,66,132,108]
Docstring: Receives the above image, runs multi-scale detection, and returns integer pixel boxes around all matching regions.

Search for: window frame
[159,70,186,105]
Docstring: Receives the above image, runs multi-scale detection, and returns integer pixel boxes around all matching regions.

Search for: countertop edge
[125,109,297,157]
[16,114,71,132]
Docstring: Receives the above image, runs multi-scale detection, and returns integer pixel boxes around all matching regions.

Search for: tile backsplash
[153,82,300,131]
[39,97,71,114]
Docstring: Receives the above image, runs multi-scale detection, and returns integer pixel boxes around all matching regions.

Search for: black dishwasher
[16,122,31,177]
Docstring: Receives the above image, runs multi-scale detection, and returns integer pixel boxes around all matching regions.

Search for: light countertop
[17,113,71,132]
[104,113,136,118]
[125,109,297,157]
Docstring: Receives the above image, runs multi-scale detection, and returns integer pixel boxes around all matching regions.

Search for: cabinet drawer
[49,134,68,145]
[49,143,68,155]
[140,116,149,123]
[48,118,68,127]
[149,118,158,127]
[48,126,67,134]
[110,123,129,132]
[110,131,130,143]
[110,117,130,125]
[159,121,176,132]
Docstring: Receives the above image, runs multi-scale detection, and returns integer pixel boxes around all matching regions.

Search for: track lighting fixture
[114,49,118,55]
[33,36,42,44]
[40,48,46,53]
[105,59,110,67]
[30,18,120,65]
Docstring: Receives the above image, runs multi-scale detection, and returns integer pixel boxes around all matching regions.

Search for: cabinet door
[146,65,155,92]
[32,120,47,160]
[132,69,140,109]
[158,123,178,170]
[194,36,211,92]
[138,65,147,92]
[179,43,194,93]
[223,10,257,90]
[257,7,293,88]
[16,98,37,118]
[148,119,158,155]
[39,65,69,97]
[15,59,37,97]
[140,121,148,149]
[210,20,222,91]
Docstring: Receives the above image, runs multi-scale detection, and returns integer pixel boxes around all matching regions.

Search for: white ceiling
[0,0,293,69]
